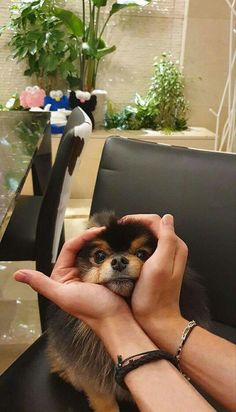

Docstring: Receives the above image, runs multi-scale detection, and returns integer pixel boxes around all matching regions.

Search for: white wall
[183,0,230,132]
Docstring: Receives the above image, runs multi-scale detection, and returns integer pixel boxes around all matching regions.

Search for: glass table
[0,111,51,241]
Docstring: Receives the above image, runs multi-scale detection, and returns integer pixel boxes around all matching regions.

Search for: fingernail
[162,214,174,226]
[14,270,29,283]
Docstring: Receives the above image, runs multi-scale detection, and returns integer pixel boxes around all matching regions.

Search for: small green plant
[105,102,139,129]
[105,53,189,131]
[0,93,22,111]
[0,0,73,92]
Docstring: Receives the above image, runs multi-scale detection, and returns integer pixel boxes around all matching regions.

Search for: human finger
[14,269,63,303]
[120,214,161,236]
[159,215,188,281]
[146,214,178,277]
[54,226,106,270]
[172,238,188,282]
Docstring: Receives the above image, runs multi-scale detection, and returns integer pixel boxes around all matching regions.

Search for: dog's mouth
[102,277,137,297]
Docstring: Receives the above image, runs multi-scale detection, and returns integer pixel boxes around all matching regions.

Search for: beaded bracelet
[115,349,179,390]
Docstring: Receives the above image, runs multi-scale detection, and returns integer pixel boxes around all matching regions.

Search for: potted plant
[0,0,78,93]
[1,0,152,126]
[1,0,151,92]
[53,0,151,92]
[105,53,189,132]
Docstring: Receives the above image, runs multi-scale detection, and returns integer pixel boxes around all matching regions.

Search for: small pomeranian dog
[47,212,211,412]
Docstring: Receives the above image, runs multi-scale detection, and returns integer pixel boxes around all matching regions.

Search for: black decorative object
[69,91,97,128]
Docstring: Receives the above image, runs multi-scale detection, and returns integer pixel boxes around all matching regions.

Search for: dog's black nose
[111,256,129,272]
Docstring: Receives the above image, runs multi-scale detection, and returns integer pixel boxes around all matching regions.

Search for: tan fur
[47,349,116,409]
[82,266,101,283]
[47,346,82,389]
[47,347,69,380]
[83,255,142,284]
[89,240,111,255]
[86,389,119,412]
[129,235,149,253]
[47,318,131,411]
[81,254,143,298]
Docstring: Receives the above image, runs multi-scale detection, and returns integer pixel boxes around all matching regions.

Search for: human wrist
[136,314,189,355]
[97,312,158,362]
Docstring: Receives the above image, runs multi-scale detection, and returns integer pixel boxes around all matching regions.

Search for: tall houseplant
[1,0,151,92]
[54,0,151,91]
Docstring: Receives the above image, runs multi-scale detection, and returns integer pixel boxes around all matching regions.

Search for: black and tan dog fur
[47,212,211,412]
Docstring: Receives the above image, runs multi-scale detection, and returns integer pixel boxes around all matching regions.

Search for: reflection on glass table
[0,111,50,241]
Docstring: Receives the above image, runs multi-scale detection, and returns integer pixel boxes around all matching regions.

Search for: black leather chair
[0,136,235,412]
[0,107,92,329]
[63,106,93,136]
[90,137,236,343]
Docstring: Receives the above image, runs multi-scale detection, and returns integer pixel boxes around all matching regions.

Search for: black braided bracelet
[115,349,179,390]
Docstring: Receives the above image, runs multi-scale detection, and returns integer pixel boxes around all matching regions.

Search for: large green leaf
[54,7,83,37]
[82,42,116,59]
[92,0,108,6]
[60,60,76,78]
[110,0,150,16]
[42,54,58,72]
[0,24,7,35]
[96,45,116,59]
[21,1,40,18]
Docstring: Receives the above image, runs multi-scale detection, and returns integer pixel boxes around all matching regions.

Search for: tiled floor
[0,198,91,375]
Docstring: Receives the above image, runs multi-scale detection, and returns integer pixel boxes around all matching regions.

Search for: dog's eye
[135,249,149,261]
[94,250,107,264]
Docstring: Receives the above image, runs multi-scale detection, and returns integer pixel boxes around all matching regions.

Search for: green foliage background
[105,54,189,131]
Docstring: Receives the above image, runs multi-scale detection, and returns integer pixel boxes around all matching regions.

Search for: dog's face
[76,215,157,297]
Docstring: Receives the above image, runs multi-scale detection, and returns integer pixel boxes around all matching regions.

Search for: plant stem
[78,52,84,90]
[98,13,111,41]
[85,3,96,91]
[95,7,100,39]
[86,59,95,91]
[94,60,100,88]
[82,0,86,41]
[88,0,92,18]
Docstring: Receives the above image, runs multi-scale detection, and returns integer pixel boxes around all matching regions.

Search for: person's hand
[121,214,188,333]
[13,227,131,334]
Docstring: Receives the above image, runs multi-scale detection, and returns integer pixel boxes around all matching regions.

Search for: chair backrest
[63,106,92,136]
[36,108,92,274]
[90,137,236,328]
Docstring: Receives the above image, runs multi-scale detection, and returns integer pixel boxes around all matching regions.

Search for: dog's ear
[88,210,116,228]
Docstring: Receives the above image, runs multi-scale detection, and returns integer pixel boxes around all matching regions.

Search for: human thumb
[14,269,60,302]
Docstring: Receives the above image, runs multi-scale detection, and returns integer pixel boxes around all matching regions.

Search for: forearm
[140,317,236,411]
[182,326,236,411]
[125,360,214,412]
[99,314,156,361]
[98,315,214,412]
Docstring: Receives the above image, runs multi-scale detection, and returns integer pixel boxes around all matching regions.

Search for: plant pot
[91,89,107,129]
